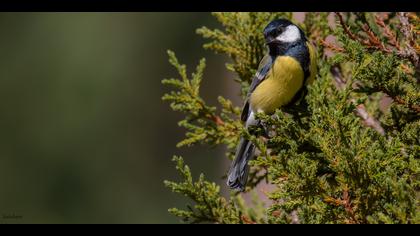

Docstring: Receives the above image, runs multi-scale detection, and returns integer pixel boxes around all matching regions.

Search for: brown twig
[397,12,419,69]
[361,23,392,53]
[342,189,359,224]
[323,190,359,224]
[324,196,343,206]
[394,96,420,113]
[271,210,281,217]
[400,63,414,75]
[336,12,389,53]
[399,13,416,47]
[198,99,225,126]
[321,39,345,53]
[241,215,257,224]
[211,115,225,126]
[381,12,390,22]
[335,12,358,40]
[336,12,420,70]
[375,14,400,50]
[355,104,385,135]
[335,13,420,112]
[375,85,420,113]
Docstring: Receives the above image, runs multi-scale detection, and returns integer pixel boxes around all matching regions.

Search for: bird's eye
[277,26,284,34]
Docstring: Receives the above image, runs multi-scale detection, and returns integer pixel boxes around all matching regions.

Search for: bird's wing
[248,54,273,96]
[241,54,273,122]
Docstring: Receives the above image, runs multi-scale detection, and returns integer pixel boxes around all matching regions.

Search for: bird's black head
[263,19,306,56]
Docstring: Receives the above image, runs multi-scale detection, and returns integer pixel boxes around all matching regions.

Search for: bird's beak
[265,36,278,45]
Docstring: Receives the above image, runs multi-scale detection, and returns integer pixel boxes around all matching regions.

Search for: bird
[227,19,317,191]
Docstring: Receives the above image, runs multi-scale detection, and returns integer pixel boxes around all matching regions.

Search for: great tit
[227,19,317,191]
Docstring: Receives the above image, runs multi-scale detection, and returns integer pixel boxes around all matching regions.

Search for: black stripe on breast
[283,41,311,106]
[284,41,310,81]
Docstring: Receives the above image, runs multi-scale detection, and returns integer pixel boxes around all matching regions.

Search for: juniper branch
[164,12,419,224]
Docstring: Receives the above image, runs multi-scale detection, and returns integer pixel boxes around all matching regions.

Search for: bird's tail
[227,137,256,191]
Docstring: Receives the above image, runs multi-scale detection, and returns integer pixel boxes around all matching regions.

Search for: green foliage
[164,156,242,223]
[162,51,241,148]
[162,12,419,224]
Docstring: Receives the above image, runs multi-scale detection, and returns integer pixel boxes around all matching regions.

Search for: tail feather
[227,137,256,191]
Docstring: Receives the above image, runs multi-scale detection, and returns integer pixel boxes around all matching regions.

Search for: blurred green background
[0,12,240,223]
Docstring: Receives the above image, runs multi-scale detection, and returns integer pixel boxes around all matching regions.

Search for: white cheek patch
[276,25,301,43]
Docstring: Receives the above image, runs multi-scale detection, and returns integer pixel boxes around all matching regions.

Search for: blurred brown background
[0,12,240,223]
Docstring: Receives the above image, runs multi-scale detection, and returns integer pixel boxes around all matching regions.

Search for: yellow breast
[250,56,304,114]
